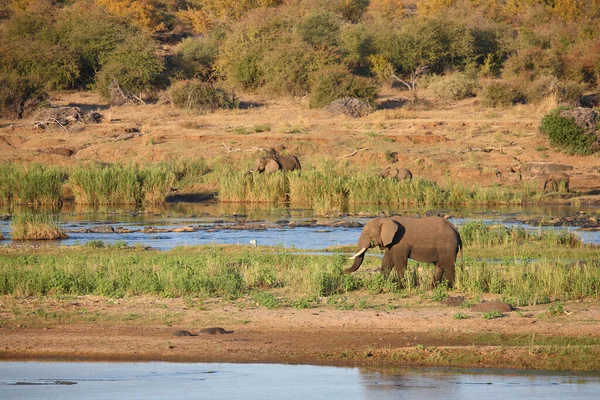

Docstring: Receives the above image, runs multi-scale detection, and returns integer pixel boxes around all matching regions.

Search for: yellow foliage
[94,0,166,32]
[176,7,211,34]
[551,0,584,21]
[366,0,405,21]
[418,0,455,17]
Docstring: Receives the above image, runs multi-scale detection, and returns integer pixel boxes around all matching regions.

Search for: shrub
[169,36,220,81]
[307,66,377,109]
[423,72,477,101]
[480,81,526,107]
[0,74,48,119]
[95,36,164,99]
[167,80,238,112]
[526,76,584,105]
[539,107,598,155]
[297,11,341,48]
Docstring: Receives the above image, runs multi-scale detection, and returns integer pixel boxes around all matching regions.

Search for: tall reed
[0,163,63,205]
[68,163,176,205]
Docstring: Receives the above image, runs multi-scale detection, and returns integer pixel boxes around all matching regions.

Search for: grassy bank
[1,231,597,306]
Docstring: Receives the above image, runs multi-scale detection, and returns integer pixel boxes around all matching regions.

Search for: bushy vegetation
[2,0,600,108]
[480,81,527,107]
[0,74,48,119]
[167,80,238,111]
[539,107,599,155]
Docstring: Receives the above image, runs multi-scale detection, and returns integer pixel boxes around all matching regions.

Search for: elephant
[542,172,570,193]
[345,216,462,288]
[244,154,301,176]
[380,166,412,180]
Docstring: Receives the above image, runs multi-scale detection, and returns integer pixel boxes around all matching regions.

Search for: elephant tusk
[349,247,367,259]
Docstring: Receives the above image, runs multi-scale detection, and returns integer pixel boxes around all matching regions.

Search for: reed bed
[68,163,177,205]
[1,241,598,306]
[0,163,63,206]
[10,212,68,240]
[219,162,540,211]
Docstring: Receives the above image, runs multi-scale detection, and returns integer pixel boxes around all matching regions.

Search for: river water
[1,362,599,400]
[1,202,599,250]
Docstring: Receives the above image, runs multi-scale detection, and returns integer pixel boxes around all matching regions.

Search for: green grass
[0,163,63,206]
[0,243,598,306]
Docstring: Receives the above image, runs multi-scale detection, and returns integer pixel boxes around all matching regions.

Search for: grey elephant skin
[380,166,412,180]
[542,172,570,192]
[345,216,462,288]
[245,154,301,175]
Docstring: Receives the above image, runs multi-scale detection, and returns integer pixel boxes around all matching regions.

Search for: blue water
[1,203,599,250]
[1,362,599,400]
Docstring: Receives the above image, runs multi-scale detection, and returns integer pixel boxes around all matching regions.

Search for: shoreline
[1,298,599,372]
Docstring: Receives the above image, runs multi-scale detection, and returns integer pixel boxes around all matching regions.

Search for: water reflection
[1,362,599,400]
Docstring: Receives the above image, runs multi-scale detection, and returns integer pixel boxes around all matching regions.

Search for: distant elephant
[345,216,462,288]
[380,166,412,180]
[542,172,570,192]
[245,154,301,176]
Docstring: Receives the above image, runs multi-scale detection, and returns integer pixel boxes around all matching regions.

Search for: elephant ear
[380,218,398,247]
[264,158,280,174]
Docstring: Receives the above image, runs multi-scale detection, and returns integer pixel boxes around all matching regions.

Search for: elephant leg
[392,251,409,286]
[380,249,394,277]
[432,263,444,288]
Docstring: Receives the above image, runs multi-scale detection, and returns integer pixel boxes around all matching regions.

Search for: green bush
[95,36,164,99]
[539,108,598,155]
[423,72,477,101]
[168,80,239,112]
[169,35,220,81]
[297,11,341,48]
[0,74,48,119]
[307,66,377,108]
[481,81,526,107]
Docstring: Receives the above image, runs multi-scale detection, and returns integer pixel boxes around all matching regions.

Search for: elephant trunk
[344,252,365,273]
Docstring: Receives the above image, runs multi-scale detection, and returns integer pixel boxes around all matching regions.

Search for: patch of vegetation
[307,66,377,109]
[481,81,527,107]
[482,310,504,319]
[0,163,63,206]
[10,212,68,240]
[0,74,48,119]
[539,107,598,156]
[168,80,239,112]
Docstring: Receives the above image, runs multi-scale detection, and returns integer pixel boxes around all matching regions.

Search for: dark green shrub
[95,36,164,99]
[0,74,48,119]
[169,36,220,81]
[307,67,377,108]
[168,80,239,111]
[297,11,341,48]
[539,108,598,155]
[481,81,527,107]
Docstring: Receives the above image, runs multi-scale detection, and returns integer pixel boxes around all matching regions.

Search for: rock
[171,226,196,233]
[198,327,232,335]
[172,330,194,337]
[441,296,465,307]
[325,97,373,118]
[470,300,513,313]
[44,147,74,157]
[89,226,115,233]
